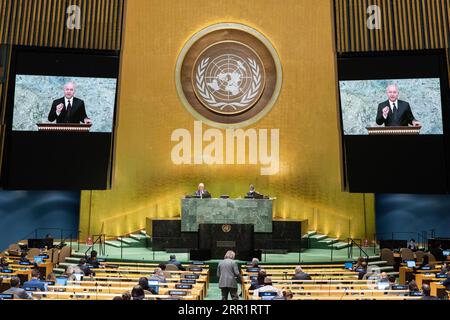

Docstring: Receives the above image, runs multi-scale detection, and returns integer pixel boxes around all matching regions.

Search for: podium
[36,123,92,132]
[198,223,254,260]
[366,126,422,135]
[181,198,273,232]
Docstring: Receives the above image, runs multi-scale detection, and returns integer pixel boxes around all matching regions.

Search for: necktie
[393,102,397,114]
[67,101,72,114]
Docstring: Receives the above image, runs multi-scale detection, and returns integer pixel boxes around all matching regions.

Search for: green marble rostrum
[181,198,273,233]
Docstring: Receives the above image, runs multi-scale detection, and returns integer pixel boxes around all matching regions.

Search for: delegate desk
[181,197,274,232]
[399,265,442,285]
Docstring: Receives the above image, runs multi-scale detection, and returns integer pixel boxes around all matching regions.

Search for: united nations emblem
[222,224,232,233]
[176,23,282,128]
[194,42,264,114]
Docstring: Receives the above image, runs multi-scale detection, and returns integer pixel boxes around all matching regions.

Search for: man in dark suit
[247,184,262,198]
[167,254,186,271]
[195,183,211,198]
[48,81,92,124]
[376,84,421,127]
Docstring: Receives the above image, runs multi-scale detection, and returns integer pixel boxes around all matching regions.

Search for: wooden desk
[399,266,441,284]
[32,291,197,300]
[47,285,203,299]
[430,282,449,298]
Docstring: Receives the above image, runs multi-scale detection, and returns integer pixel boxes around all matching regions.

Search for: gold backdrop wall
[79,0,375,241]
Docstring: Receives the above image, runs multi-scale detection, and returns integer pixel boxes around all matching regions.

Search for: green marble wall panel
[181,198,273,232]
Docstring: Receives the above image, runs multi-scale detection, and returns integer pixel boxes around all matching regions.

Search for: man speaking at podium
[48,81,92,125]
[376,84,421,127]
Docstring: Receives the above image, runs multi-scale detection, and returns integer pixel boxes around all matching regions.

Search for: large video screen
[340,78,443,135]
[13,75,117,132]
[0,46,120,189]
[337,50,450,193]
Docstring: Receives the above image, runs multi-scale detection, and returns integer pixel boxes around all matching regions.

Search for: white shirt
[389,99,398,112]
[65,97,73,108]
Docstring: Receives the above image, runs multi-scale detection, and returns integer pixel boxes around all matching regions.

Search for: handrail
[347,238,369,262]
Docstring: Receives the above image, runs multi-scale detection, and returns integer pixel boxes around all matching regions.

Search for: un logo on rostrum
[176,23,282,128]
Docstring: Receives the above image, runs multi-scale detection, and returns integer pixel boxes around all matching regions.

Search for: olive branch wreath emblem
[195,57,262,110]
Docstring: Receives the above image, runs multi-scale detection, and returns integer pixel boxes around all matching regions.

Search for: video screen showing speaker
[12,75,117,132]
[1,46,120,189]
[337,50,450,193]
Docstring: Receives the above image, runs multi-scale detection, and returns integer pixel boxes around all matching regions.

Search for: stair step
[368,255,381,261]
[318,238,339,244]
[72,252,86,258]
[309,234,328,240]
[332,242,351,249]
[129,233,150,241]
[302,231,317,238]
[105,240,130,248]
[65,257,82,263]
[59,262,76,268]
[53,267,65,274]
[117,237,140,245]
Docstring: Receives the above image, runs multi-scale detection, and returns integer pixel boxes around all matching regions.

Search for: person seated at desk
[362,265,380,280]
[246,184,263,198]
[23,270,48,291]
[131,285,145,300]
[407,239,418,251]
[352,257,365,271]
[252,277,283,299]
[421,284,439,300]
[1,276,32,299]
[291,266,312,280]
[440,262,449,275]
[249,258,260,268]
[356,261,368,280]
[408,280,420,294]
[388,275,397,289]
[249,269,267,290]
[167,254,185,271]
[379,272,389,283]
[78,258,95,276]
[149,267,167,283]
[87,250,103,269]
[195,183,211,198]
[138,277,157,294]
[19,252,30,263]
[121,291,131,300]
[429,242,445,262]
[62,265,83,280]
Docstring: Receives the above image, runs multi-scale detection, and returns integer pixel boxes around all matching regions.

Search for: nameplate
[216,241,236,247]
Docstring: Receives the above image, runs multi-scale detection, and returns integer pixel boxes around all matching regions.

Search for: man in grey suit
[291,266,312,280]
[217,250,241,300]
[2,277,32,299]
